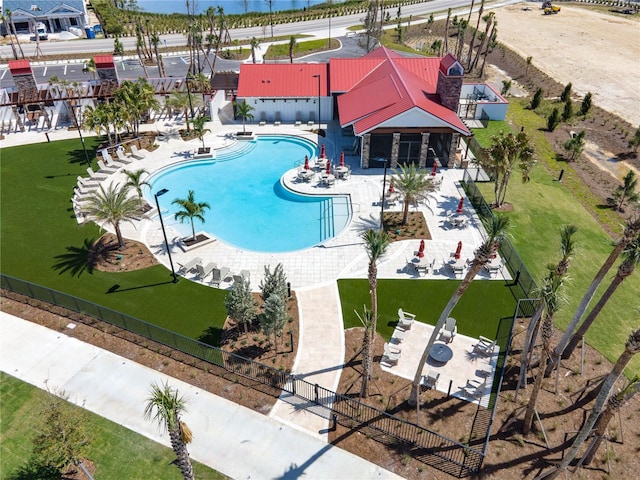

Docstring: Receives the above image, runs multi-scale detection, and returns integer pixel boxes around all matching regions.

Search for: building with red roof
[236,46,505,169]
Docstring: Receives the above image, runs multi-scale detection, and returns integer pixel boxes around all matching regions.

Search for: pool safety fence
[2,274,490,476]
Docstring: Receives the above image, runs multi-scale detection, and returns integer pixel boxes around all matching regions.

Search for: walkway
[0,312,403,480]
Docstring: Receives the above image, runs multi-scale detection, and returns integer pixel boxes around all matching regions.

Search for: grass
[0,138,228,345]
[0,372,226,479]
[264,38,339,60]
[471,121,512,147]
[474,100,640,375]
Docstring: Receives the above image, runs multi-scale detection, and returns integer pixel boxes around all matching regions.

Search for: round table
[429,342,453,363]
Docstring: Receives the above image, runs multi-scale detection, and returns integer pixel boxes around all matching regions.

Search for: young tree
[392,164,436,225]
[144,382,194,480]
[362,0,382,52]
[260,263,288,302]
[561,98,573,121]
[525,55,533,77]
[611,170,639,212]
[167,91,195,133]
[113,35,125,57]
[560,82,572,103]
[250,36,260,64]
[234,100,254,133]
[409,215,511,408]
[261,293,287,351]
[288,36,297,64]
[627,125,640,153]
[579,92,592,117]
[355,306,375,399]
[225,278,257,333]
[501,80,512,97]
[530,87,544,110]
[172,190,211,241]
[82,58,97,79]
[563,130,586,161]
[547,108,561,132]
[116,78,159,136]
[191,114,211,149]
[81,183,143,248]
[124,168,151,199]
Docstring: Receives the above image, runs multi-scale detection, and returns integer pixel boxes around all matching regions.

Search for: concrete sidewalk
[0,312,403,480]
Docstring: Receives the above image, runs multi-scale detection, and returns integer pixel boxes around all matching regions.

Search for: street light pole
[154,189,178,283]
[312,74,323,136]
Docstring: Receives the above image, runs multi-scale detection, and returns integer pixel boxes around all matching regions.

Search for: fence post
[331,413,338,431]
[314,383,319,402]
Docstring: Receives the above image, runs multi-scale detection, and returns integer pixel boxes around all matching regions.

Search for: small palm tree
[82,58,97,79]
[288,36,297,63]
[250,36,260,64]
[563,130,586,162]
[191,114,211,149]
[124,169,151,199]
[234,100,254,133]
[80,183,143,248]
[144,381,194,480]
[172,190,211,241]
[554,224,578,278]
[392,164,436,225]
[612,170,639,212]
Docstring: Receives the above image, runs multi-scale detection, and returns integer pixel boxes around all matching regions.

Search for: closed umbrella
[454,241,462,259]
[326,160,331,175]
[320,144,326,158]
[417,239,425,258]
[456,197,464,213]
[339,151,345,167]
[304,155,310,170]
[388,177,395,194]
[431,161,438,176]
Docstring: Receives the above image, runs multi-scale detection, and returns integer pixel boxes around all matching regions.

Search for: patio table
[429,342,453,363]
[334,166,348,179]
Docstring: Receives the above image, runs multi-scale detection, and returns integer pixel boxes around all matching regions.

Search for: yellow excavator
[543,1,561,14]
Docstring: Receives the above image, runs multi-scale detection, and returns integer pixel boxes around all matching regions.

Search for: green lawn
[0,139,228,344]
[0,373,226,479]
[471,120,512,147]
[474,101,640,375]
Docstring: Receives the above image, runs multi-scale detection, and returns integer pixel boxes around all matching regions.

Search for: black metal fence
[462,172,539,299]
[2,274,486,476]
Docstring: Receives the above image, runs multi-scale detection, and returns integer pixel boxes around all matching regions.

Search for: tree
[113,35,125,57]
[530,87,544,110]
[409,215,511,407]
[144,382,194,480]
[225,278,257,334]
[560,82,572,103]
[250,36,260,64]
[471,12,494,71]
[443,8,452,53]
[172,190,210,241]
[484,130,536,208]
[392,164,436,225]
[191,114,211,149]
[167,91,194,133]
[234,100,254,133]
[465,0,482,70]
[362,0,382,52]
[628,125,640,153]
[115,78,159,136]
[537,327,640,480]
[82,58,97,79]
[561,98,573,121]
[261,293,287,350]
[360,228,390,397]
[454,19,468,60]
[501,80,512,97]
[3,9,25,59]
[548,215,640,370]
[579,92,592,117]
[81,183,143,248]
[563,236,640,358]
[611,170,639,212]
[563,130,586,162]
[522,273,565,434]
[547,108,561,132]
[265,0,275,38]
[259,263,288,302]
[124,168,151,199]
[1,10,19,59]
[525,55,533,77]
[288,36,297,63]
[151,32,166,77]
[355,306,375,399]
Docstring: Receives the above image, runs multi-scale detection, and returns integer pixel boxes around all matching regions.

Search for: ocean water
[136,0,342,16]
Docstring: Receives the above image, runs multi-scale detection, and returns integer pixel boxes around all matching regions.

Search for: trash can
[84,27,95,39]
[93,24,102,34]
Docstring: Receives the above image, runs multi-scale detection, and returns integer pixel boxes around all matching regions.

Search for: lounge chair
[474,336,497,356]
[116,149,133,164]
[462,379,487,399]
[382,343,401,365]
[384,342,401,356]
[97,159,118,173]
[177,257,202,275]
[211,266,230,287]
[77,176,99,188]
[398,308,416,327]
[439,317,457,343]
[86,167,108,180]
[232,270,250,284]
[130,145,147,159]
[421,370,440,391]
[195,262,216,280]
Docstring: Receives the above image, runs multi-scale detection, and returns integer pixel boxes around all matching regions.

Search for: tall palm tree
[167,91,195,133]
[522,273,565,434]
[409,215,511,407]
[554,224,579,278]
[234,100,254,133]
[443,8,451,54]
[191,114,210,149]
[144,381,194,480]
[124,169,151,199]
[172,190,211,241]
[80,183,144,248]
[151,32,166,77]
[288,36,297,63]
[392,164,436,225]
[1,10,19,59]
[250,37,260,64]
[537,327,640,480]
[582,374,640,466]
[563,236,640,358]
[355,307,375,400]
[465,0,483,69]
[116,79,159,136]
[82,58,97,79]
[551,215,640,365]
[4,9,24,59]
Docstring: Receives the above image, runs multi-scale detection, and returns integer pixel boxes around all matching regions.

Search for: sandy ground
[492,2,640,127]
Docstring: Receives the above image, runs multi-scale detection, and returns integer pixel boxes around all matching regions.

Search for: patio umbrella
[388,177,395,194]
[456,197,464,213]
[339,151,345,167]
[320,144,326,158]
[454,241,462,259]
[326,160,331,175]
[304,155,310,170]
[431,161,438,176]
[417,239,425,258]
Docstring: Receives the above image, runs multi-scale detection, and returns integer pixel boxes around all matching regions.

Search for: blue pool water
[146,135,351,253]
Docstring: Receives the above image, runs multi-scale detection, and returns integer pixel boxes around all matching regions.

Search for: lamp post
[154,189,178,283]
[312,74,323,136]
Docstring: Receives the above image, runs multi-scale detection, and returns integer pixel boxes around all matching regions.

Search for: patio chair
[439,317,457,343]
[86,167,108,180]
[473,336,497,356]
[421,370,440,391]
[382,343,401,365]
[195,262,216,280]
[177,257,202,275]
[97,159,118,173]
[462,379,487,399]
[130,145,147,159]
[211,266,230,287]
[77,176,99,189]
[232,270,251,284]
[116,149,133,164]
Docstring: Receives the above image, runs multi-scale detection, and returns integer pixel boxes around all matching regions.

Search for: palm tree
[538,327,640,480]
[443,8,451,54]
[234,100,254,133]
[80,183,144,248]
[563,236,640,359]
[191,114,211,150]
[123,169,151,199]
[582,374,640,466]
[392,164,436,225]
[150,32,166,77]
[522,273,565,434]
[612,170,639,212]
[82,58,97,79]
[1,10,19,59]
[288,36,297,63]
[144,381,194,480]
[116,79,159,136]
[554,224,579,278]
[550,215,640,366]
[409,214,511,407]
[250,37,260,64]
[4,9,24,59]
[465,0,483,69]
[172,190,211,241]
[167,91,194,133]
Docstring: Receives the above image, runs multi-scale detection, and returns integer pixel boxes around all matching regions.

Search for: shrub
[530,87,544,110]
[547,108,560,132]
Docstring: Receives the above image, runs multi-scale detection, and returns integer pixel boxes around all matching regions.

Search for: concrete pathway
[0,312,403,480]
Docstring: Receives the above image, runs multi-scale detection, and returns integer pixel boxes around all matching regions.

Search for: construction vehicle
[542,1,561,14]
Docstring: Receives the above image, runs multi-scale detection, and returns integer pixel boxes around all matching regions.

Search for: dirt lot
[493,3,640,127]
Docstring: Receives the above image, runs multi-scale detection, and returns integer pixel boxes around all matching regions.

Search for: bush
[560,82,572,103]
[547,108,561,132]
[530,88,544,110]
[562,99,573,121]
[580,92,593,117]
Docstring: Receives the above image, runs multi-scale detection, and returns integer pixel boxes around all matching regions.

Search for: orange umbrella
[456,197,464,213]
[304,155,310,170]
[320,144,326,158]
[454,241,462,259]
[417,239,425,258]
[339,151,345,167]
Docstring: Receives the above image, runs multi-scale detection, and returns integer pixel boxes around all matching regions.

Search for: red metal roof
[8,60,32,76]
[93,55,115,69]
[237,63,328,97]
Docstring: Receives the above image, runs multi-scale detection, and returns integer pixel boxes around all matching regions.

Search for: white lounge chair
[382,343,401,365]
[97,159,118,173]
[211,266,230,287]
[421,370,440,390]
[86,167,108,180]
[232,270,250,284]
[130,145,147,159]
[195,262,216,280]
[397,308,416,329]
[462,379,487,399]
[77,176,99,188]
[177,257,202,275]
[474,336,497,356]
[440,317,457,343]
[116,149,133,164]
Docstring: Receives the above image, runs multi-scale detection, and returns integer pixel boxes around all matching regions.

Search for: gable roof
[237,63,327,98]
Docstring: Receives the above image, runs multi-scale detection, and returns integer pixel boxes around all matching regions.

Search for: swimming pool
[146,135,352,253]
